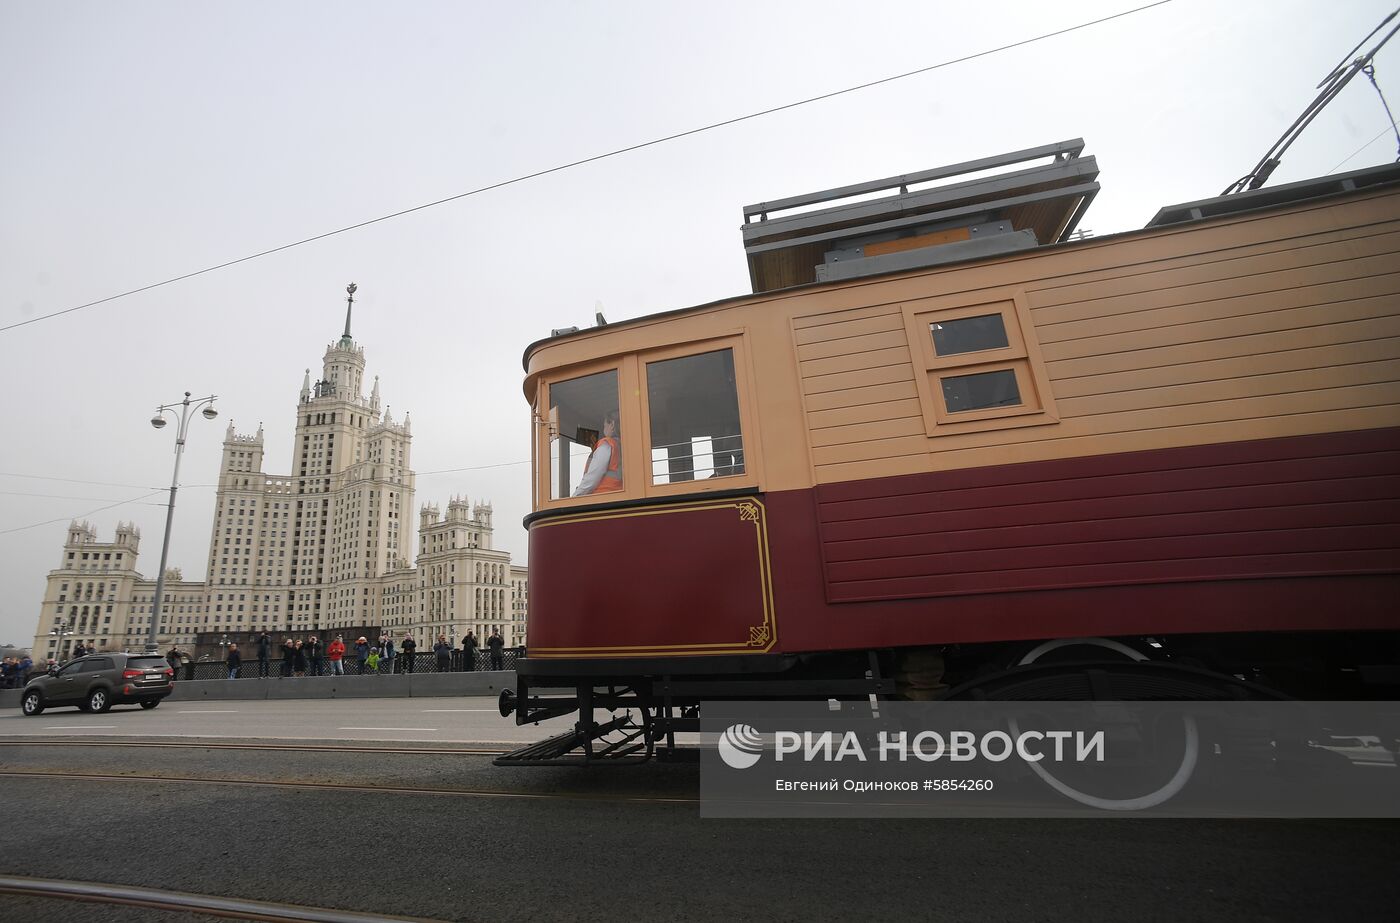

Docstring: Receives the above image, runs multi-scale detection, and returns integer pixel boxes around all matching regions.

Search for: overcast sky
[2,0,1396,648]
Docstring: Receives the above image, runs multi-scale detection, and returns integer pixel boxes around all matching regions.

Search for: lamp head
[150,414,167,429]
[202,405,218,420]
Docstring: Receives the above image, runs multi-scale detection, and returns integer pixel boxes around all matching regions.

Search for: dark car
[20,652,174,716]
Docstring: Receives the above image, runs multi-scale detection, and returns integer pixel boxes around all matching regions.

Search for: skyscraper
[31,287,526,660]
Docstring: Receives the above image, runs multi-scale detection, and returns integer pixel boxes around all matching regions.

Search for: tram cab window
[646,349,745,485]
[547,369,622,500]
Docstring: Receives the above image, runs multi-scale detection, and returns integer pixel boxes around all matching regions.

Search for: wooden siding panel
[793,312,905,346]
[1026,220,1400,320]
[1055,359,1400,417]
[823,498,1400,561]
[802,363,920,395]
[1030,274,1400,350]
[1036,270,1400,345]
[808,398,923,429]
[1039,296,1400,362]
[819,447,1400,525]
[1045,312,1400,381]
[811,434,933,468]
[828,550,1400,602]
[804,381,919,413]
[816,428,1400,603]
[792,303,902,331]
[809,416,927,448]
[799,345,912,379]
[1052,336,1400,398]
[797,328,909,361]
[1029,227,1400,317]
[782,185,1400,488]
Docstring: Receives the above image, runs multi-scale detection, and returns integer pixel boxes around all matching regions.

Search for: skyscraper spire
[340,282,358,347]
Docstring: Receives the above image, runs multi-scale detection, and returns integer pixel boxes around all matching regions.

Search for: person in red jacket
[327,635,346,676]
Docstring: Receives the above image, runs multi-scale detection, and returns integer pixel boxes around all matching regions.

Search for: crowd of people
[218,629,510,678]
[0,655,35,689]
[3,628,514,689]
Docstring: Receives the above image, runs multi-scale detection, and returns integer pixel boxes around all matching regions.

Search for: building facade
[30,301,526,661]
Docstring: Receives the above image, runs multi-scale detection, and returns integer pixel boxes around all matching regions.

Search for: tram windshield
[647,349,744,484]
[548,369,621,500]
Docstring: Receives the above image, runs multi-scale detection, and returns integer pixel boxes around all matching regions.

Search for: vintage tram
[497,141,1400,763]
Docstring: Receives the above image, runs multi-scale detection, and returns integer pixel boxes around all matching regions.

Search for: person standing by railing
[281,637,295,677]
[225,642,241,680]
[328,635,346,675]
[306,636,324,677]
[380,634,395,675]
[257,632,271,678]
[434,635,452,673]
[462,631,478,672]
[401,632,417,673]
[354,637,370,674]
[487,630,505,671]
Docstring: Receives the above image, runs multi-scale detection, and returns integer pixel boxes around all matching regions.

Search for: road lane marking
[421,709,499,712]
[43,726,116,730]
[339,727,439,731]
[175,710,239,714]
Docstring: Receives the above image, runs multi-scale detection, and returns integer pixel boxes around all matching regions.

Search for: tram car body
[501,141,1400,761]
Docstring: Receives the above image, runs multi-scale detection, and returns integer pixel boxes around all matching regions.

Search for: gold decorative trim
[531,497,777,658]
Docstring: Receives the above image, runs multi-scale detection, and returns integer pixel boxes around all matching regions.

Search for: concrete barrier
[2,672,513,709]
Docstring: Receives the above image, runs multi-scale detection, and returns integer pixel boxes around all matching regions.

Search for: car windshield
[127,657,167,670]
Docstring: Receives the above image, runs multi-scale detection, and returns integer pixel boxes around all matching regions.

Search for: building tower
[199,284,416,638]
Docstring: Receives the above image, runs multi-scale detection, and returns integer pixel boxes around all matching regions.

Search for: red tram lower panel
[526,427,1400,661]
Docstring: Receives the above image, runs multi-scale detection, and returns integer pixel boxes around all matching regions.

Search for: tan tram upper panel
[525,165,1400,502]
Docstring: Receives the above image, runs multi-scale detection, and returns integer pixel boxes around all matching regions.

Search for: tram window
[547,369,622,500]
[930,314,1009,356]
[939,368,1022,413]
[647,349,744,484]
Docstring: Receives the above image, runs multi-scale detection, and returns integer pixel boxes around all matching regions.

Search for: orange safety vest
[591,436,623,493]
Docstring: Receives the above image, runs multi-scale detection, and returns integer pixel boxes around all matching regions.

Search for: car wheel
[86,688,111,714]
[21,690,44,716]
[140,699,159,710]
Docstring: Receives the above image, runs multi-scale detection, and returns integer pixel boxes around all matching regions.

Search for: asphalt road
[0,695,541,745]
[2,697,1397,922]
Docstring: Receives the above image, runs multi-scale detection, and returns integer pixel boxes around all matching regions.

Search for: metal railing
[182,648,524,681]
[650,434,745,484]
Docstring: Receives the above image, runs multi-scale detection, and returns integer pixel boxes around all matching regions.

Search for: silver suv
[20,652,174,716]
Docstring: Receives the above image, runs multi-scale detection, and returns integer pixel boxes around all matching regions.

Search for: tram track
[0,874,442,922]
[0,768,700,804]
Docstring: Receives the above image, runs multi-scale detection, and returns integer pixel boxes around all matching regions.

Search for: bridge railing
[181,647,524,681]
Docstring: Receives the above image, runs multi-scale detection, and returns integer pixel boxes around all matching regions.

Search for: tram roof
[523,158,1400,379]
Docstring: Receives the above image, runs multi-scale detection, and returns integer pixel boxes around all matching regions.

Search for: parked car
[20,652,174,716]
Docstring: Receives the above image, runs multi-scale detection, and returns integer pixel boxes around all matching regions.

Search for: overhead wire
[1328,124,1399,173]
[0,0,1174,336]
[1361,62,1400,159]
[0,491,166,536]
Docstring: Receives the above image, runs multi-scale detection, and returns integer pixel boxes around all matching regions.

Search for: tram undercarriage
[493,632,1400,766]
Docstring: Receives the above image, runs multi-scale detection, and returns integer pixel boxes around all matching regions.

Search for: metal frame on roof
[742,139,1089,224]
[741,139,1099,293]
[1146,161,1400,228]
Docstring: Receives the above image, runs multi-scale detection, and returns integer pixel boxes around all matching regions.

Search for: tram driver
[573,410,622,496]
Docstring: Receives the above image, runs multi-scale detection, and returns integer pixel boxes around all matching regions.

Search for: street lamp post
[147,391,218,654]
[50,618,74,663]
